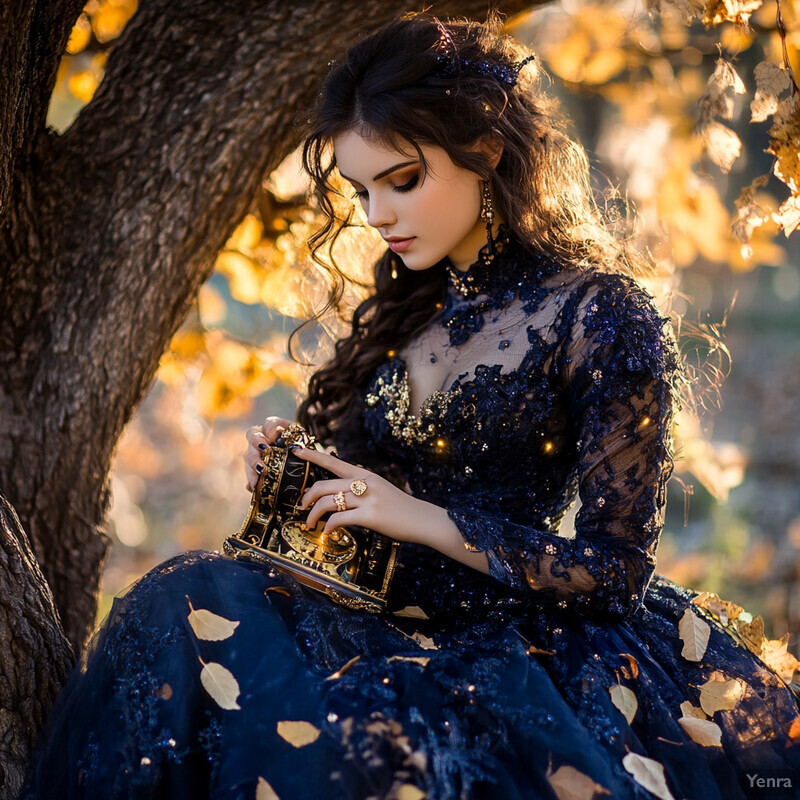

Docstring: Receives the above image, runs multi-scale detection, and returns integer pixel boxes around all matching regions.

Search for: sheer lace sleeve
[445,274,683,621]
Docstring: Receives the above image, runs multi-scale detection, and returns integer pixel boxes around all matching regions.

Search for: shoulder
[565,267,682,384]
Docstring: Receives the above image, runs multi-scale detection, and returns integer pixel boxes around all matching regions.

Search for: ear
[475,135,504,169]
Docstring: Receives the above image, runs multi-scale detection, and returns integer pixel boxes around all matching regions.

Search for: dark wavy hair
[293,11,722,447]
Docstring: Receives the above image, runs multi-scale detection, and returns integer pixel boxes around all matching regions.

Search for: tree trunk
[0,493,72,799]
[0,1,538,789]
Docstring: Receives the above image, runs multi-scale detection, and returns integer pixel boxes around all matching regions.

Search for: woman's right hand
[244,416,294,492]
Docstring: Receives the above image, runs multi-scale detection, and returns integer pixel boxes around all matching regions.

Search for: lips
[384,237,415,253]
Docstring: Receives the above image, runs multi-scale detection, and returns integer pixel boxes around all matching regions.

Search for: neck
[449,217,506,273]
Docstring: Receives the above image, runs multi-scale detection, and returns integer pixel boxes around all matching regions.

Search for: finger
[245,425,270,452]
[290,446,359,479]
[303,494,336,530]
[243,452,265,487]
[262,416,292,443]
[321,510,360,536]
[297,478,351,509]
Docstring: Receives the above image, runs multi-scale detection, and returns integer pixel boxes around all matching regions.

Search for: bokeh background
[49,0,800,647]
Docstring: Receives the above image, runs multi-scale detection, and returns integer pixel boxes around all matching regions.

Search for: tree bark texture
[0,493,72,799]
[0,0,538,780]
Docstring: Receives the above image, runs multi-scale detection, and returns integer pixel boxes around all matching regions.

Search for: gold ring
[350,479,367,496]
[333,491,347,512]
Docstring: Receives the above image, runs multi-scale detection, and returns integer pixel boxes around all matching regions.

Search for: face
[333,129,496,272]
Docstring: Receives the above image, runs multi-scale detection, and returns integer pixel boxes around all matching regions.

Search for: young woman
[25,12,800,800]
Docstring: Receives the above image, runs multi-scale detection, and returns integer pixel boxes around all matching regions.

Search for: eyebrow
[339,160,418,184]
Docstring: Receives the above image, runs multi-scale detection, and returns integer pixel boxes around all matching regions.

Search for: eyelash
[353,174,419,200]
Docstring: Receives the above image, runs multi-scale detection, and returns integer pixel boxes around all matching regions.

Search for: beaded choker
[444,224,519,299]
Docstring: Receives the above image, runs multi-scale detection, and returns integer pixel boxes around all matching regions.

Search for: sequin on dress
[23,228,800,800]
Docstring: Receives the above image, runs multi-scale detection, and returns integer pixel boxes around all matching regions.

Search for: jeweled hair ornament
[434,22,536,88]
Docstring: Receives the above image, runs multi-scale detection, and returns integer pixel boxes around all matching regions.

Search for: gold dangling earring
[390,256,398,280]
[480,179,495,262]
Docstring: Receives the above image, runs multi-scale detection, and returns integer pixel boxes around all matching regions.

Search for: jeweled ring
[350,479,368,496]
[333,491,347,512]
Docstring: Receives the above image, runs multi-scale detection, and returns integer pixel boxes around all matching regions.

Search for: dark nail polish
[258,443,268,451]
[256,463,264,474]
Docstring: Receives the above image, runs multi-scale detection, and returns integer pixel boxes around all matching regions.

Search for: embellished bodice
[332,230,682,624]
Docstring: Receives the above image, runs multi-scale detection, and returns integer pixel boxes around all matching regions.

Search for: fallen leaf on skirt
[547,763,611,799]
[256,776,280,800]
[736,615,766,658]
[411,632,437,650]
[691,591,744,626]
[622,752,676,800]
[393,605,430,619]
[387,655,431,667]
[679,608,710,662]
[265,586,291,598]
[678,715,723,747]
[679,701,707,719]
[618,653,639,680]
[277,720,321,748]
[610,684,638,725]
[187,598,240,641]
[527,645,557,656]
[199,659,241,710]
[325,655,361,681]
[786,717,800,743]
[396,785,426,800]
[698,676,744,715]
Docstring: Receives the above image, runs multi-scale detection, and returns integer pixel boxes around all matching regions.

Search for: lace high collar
[443,224,562,302]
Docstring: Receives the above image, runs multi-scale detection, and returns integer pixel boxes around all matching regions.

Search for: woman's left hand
[292,446,425,545]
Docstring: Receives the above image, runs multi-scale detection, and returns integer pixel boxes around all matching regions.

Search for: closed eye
[351,174,419,200]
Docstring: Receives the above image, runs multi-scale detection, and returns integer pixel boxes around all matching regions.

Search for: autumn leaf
[702,0,763,26]
[619,653,639,680]
[680,700,707,719]
[767,94,800,193]
[387,655,431,667]
[256,776,280,800]
[678,715,724,747]
[393,605,430,620]
[751,62,792,123]
[410,632,437,650]
[701,120,742,174]
[772,195,800,238]
[395,786,426,800]
[528,645,557,656]
[325,655,361,681]
[277,720,321,748]
[187,598,240,641]
[700,56,746,120]
[199,659,241,710]
[762,633,800,683]
[732,174,771,245]
[610,684,638,724]
[679,607,710,661]
[547,763,611,799]
[621,752,676,800]
[698,676,744,715]
[736,614,766,658]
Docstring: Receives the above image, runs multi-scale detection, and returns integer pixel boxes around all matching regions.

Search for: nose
[366,193,396,230]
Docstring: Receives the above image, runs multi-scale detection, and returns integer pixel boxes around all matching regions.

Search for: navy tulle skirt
[23,549,800,799]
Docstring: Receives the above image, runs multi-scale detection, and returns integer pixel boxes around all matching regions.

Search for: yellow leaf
[386,655,431,667]
[751,61,792,122]
[276,720,321,748]
[527,645,557,656]
[768,94,800,192]
[772,195,800,238]
[698,676,744,715]
[619,653,639,680]
[737,614,766,658]
[66,13,92,55]
[701,120,742,174]
[325,655,361,681]
[199,659,241,710]
[256,776,280,800]
[762,633,800,683]
[187,598,240,641]
[411,632,437,650]
[396,786,426,800]
[690,591,745,626]
[680,700,707,719]
[678,716,724,747]
[610,684,638,724]
[679,607,710,661]
[701,57,746,120]
[547,763,611,799]
[702,0,763,26]
[621,752,676,800]
[393,605,430,620]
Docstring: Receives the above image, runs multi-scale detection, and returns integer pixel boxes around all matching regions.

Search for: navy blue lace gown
[24,230,800,800]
